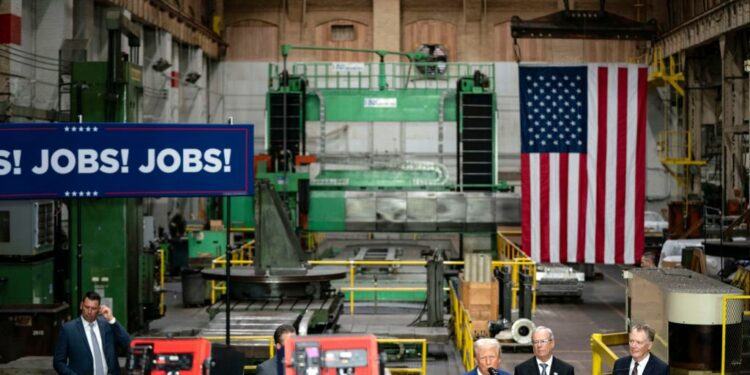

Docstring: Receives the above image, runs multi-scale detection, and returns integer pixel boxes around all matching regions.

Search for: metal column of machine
[201,181,346,348]
[67,7,159,332]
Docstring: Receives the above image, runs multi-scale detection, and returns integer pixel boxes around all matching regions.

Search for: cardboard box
[471,319,490,337]
[209,220,224,231]
[460,276,499,323]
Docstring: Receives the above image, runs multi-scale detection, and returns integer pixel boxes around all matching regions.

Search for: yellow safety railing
[210,241,255,304]
[449,282,477,371]
[203,335,273,372]
[308,259,433,316]
[646,47,685,96]
[590,332,628,375]
[159,248,166,316]
[377,338,428,375]
[208,239,536,316]
[658,130,705,166]
[497,230,537,312]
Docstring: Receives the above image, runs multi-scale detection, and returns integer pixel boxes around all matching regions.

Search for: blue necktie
[540,363,548,375]
[89,322,104,375]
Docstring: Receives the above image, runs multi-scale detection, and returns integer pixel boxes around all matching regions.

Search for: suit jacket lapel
[97,317,113,365]
[76,317,95,364]
[642,357,654,375]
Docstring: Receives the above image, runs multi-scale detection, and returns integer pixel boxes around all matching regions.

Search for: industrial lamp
[185,71,201,84]
[152,58,172,72]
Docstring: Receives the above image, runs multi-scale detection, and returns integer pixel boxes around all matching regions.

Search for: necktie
[631,362,638,375]
[540,363,548,375]
[89,322,104,375]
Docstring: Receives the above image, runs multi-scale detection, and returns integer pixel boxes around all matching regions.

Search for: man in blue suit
[514,326,574,375]
[463,338,511,375]
[613,323,669,375]
[53,291,131,375]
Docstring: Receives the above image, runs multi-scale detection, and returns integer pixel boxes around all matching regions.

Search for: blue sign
[0,123,254,199]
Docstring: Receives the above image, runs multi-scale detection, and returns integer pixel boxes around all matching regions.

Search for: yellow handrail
[208,245,537,317]
[159,248,165,316]
[497,230,537,312]
[449,282,477,371]
[377,338,428,375]
[590,332,628,375]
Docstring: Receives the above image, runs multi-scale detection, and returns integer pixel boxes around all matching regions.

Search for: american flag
[519,65,647,264]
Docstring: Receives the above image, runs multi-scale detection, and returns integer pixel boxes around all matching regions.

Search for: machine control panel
[286,334,380,375]
[323,349,368,368]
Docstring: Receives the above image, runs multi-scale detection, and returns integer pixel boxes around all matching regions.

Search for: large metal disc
[201,267,347,284]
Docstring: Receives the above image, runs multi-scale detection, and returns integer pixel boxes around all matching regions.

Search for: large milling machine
[200,180,347,356]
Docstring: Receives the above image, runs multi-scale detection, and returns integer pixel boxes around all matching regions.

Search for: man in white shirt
[613,323,669,375]
[53,291,131,375]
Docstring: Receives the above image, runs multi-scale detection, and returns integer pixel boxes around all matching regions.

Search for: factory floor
[0,265,629,375]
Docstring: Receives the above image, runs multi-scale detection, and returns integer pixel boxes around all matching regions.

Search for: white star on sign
[86,126,91,132]
[78,126,84,131]
[64,126,69,132]
[93,126,98,132]
[64,191,70,197]
[86,191,91,197]
[93,191,99,197]
[71,192,78,197]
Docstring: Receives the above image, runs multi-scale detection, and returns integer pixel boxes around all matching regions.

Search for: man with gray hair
[514,326,574,375]
[464,338,511,375]
[613,323,669,375]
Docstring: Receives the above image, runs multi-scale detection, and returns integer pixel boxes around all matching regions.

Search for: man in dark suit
[514,326,574,375]
[53,291,131,375]
[612,323,669,375]
[257,324,296,375]
[463,338,511,375]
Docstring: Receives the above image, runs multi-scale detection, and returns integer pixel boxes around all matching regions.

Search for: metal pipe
[225,116,234,346]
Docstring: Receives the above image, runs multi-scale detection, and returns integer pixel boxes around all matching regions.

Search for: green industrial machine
[264,45,518,237]
[66,8,158,332]
[0,201,56,304]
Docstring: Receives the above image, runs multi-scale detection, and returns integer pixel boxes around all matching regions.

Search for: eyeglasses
[531,339,552,345]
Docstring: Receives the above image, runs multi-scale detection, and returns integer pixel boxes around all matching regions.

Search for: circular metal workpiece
[201,267,347,284]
